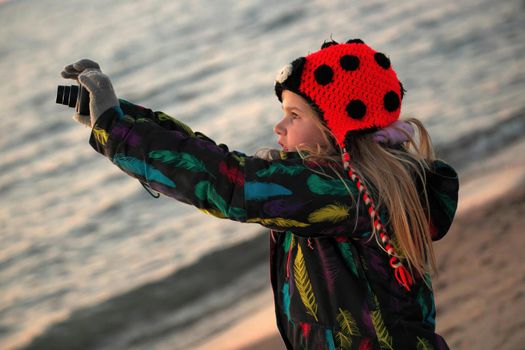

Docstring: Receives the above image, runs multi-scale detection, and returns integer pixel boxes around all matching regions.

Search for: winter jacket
[89,100,459,350]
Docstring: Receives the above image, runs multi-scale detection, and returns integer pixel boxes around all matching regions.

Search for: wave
[436,106,525,170]
[21,231,270,350]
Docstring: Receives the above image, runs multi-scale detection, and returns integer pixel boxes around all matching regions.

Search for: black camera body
[56,85,90,116]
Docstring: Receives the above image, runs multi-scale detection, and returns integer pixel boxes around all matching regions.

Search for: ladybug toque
[275,38,406,149]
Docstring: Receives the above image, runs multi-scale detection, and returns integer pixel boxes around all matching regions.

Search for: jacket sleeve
[89,99,249,221]
[419,160,459,241]
[89,100,371,238]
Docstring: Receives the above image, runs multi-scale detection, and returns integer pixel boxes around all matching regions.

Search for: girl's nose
[274,119,286,136]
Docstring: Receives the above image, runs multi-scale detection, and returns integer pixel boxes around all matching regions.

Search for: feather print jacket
[89,100,459,350]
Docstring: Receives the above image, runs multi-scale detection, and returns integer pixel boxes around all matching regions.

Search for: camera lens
[63,86,71,105]
[68,85,79,107]
[56,86,64,104]
[56,84,90,116]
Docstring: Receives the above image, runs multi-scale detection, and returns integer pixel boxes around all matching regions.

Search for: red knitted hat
[275,39,415,291]
[275,38,405,149]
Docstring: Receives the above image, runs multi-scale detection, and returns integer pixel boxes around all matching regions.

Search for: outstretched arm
[89,101,372,238]
[62,60,371,237]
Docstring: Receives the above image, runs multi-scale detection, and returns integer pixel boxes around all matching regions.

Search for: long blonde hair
[255,116,437,278]
[348,119,437,278]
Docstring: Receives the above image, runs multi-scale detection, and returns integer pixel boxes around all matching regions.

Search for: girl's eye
[291,113,299,119]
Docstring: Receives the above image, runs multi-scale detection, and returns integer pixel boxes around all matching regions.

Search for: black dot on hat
[314,65,334,85]
[321,40,338,49]
[346,38,364,44]
[384,91,400,111]
[346,99,367,119]
[374,52,391,69]
[340,55,360,71]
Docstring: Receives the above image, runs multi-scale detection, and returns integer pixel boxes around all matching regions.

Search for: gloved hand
[61,58,101,80]
[372,120,415,145]
[77,70,119,127]
[61,59,119,128]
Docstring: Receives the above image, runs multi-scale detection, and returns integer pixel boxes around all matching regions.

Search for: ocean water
[0,0,524,348]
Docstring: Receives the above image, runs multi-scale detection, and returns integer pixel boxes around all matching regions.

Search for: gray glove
[77,70,119,127]
[61,58,101,80]
[61,59,119,128]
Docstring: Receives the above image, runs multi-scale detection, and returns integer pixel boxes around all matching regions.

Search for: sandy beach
[197,137,525,350]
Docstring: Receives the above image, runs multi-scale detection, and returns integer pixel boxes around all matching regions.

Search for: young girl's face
[274,90,328,151]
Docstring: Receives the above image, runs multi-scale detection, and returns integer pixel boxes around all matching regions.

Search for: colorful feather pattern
[246,217,310,228]
[300,322,311,339]
[112,124,141,146]
[325,329,336,350]
[371,297,394,350]
[337,308,361,336]
[308,202,350,223]
[231,153,246,167]
[112,154,176,188]
[195,180,227,213]
[307,174,358,196]
[361,302,375,336]
[156,111,195,136]
[417,336,434,350]
[263,199,305,217]
[335,331,351,349]
[194,180,245,220]
[293,244,318,322]
[197,207,225,218]
[283,231,293,253]
[335,307,360,349]
[282,282,292,322]
[416,287,429,323]
[121,114,134,123]
[218,160,244,186]
[316,241,339,293]
[359,338,373,350]
[433,191,457,219]
[337,242,359,277]
[227,206,246,220]
[134,117,152,123]
[256,163,306,177]
[149,150,215,179]
[245,182,292,200]
[417,282,436,326]
[192,136,225,154]
[92,127,109,145]
[197,207,245,220]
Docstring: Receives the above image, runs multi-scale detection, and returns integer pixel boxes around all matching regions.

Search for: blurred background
[1,0,524,349]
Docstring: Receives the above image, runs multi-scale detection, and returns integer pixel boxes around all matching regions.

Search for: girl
[61,38,459,349]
